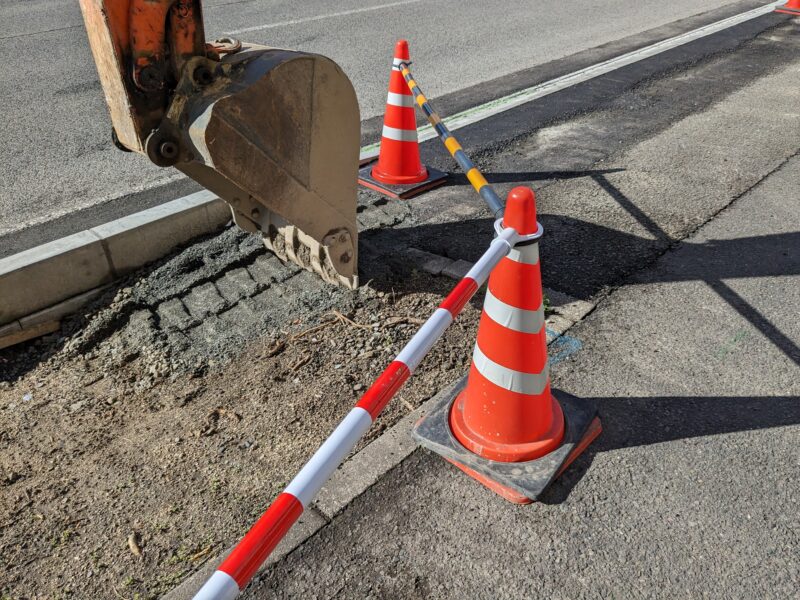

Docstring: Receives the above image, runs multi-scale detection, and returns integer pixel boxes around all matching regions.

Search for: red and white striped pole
[193,219,540,599]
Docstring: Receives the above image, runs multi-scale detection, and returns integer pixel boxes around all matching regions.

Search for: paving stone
[554,298,596,323]
[405,247,453,276]
[216,268,259,304]
[357,200,412,230]
[272,282,308,310]
[545,315,573,342]
[186,315,228,346]
[156,298,196,331]
[247,254,299,285]
[357,208,389,230]
[216,301,267,333]
[441,259,473,280]
[182,283,227,320]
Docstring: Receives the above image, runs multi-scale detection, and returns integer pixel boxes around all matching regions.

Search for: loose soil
[0,267,484,599]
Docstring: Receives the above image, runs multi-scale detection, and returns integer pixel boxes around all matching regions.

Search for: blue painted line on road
[547,328,583,365]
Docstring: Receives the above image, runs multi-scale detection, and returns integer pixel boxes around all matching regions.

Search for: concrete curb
[163,287,594,599]
[3,1,770,348]
[0,191,229,345]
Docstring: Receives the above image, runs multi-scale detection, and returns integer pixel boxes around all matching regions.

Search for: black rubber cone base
[358,161,447,199]
[412,376,600,502]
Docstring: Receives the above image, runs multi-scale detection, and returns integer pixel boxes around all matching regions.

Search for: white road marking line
[226,0,426,35]
[360,1,781,160]
[34,3,775,214]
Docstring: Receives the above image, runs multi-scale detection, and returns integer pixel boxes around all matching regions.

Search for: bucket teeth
[263,225,358,290]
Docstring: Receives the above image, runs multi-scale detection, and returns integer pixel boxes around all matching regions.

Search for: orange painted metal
[130,0,173,89]
[103,0,131,49]
[168,0,205,74]
[129,0,204,90]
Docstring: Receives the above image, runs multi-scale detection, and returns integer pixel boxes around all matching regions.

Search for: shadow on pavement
[542,394,800,504]
[364,213,800,367]
[593,173,800,367]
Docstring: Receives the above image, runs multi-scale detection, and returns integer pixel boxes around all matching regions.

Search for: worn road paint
[715,329,751,360]
[226,0,427,35]
[360,1,780,161]
[547,329,583,366]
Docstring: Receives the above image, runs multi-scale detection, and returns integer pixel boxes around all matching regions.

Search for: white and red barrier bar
[193,225,523,600]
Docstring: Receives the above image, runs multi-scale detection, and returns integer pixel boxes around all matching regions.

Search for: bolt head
[193,65,214,86]
[159,141,179,159]
[138,65,164,90]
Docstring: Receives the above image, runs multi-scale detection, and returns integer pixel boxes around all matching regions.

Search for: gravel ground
[0,265,486,599]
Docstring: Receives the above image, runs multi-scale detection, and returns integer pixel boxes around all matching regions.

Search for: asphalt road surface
[0,0,754,244]
[250,80,800,600]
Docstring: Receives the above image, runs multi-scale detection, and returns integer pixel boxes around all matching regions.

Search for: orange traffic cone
[776,0,800,15]
[450,187,565,465]
[413,187,601,504]
[358,40,446,199]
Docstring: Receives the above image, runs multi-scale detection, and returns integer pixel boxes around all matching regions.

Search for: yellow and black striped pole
[398,62,504,218]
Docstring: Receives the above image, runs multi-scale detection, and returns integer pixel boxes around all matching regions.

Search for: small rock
[353,383,364,392]
[69,400,87,413]
[3,471,22,485]
[127,532,142,557]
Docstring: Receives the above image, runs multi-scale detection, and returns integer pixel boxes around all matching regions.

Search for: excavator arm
[79,0,360,287]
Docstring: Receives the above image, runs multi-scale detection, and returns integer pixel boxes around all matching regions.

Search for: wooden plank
[0,321,61,351]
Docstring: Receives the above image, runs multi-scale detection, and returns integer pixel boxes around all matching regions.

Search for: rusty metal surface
[172,46,360,287]
[78,2,361,288]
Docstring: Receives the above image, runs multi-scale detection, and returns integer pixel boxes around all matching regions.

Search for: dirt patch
[0,264,484,599]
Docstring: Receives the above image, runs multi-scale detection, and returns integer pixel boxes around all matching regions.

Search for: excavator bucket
[79,1,360,288]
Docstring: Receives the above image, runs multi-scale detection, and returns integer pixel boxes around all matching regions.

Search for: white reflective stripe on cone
[396,308,453,371]
[472,344,549,395]
[382,125,418,142]
[284,407,373,506]
[506,242,539,265]
[392,58,405,70]
[386,91,415,107]
[192,570,239,600]
[483,288,544,334]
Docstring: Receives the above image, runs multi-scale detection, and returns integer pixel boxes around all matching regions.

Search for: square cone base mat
[413,376,601,502]
[358,162,447,199]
